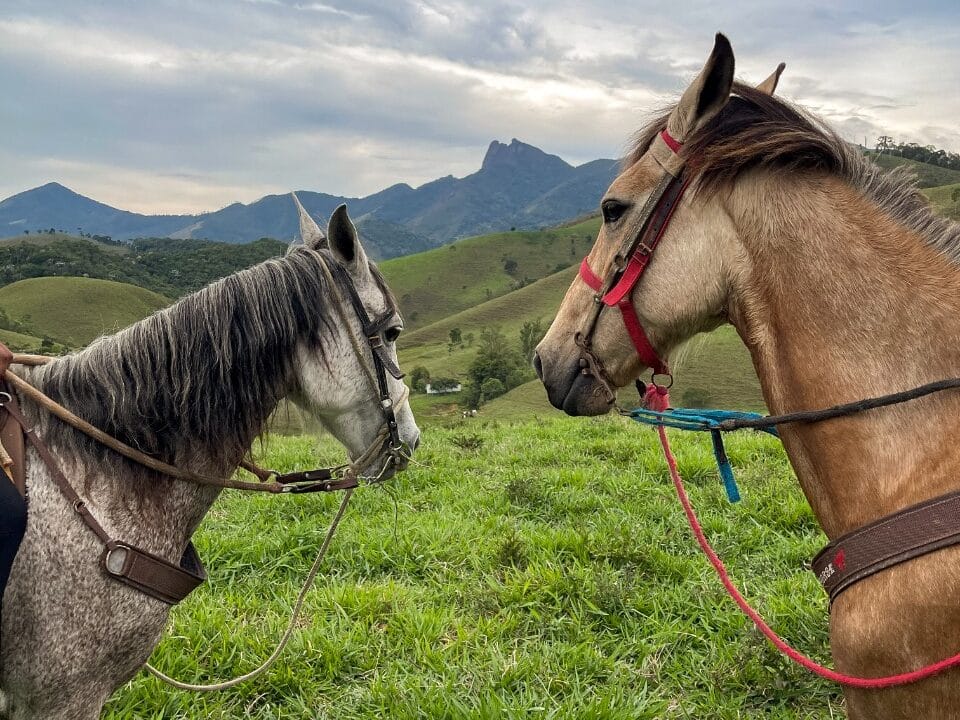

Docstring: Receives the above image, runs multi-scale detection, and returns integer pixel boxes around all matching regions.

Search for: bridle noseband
[575,129,690,401]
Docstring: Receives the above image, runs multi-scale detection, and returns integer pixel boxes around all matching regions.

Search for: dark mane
[33,247,345,476]
[627,83,960,261]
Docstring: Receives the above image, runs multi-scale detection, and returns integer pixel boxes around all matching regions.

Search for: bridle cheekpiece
[575,129,690,401]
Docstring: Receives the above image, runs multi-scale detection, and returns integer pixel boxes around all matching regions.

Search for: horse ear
[291,192,327,250]
[757,62,786,95]
[666,33,735,142]
[327,204,368,269]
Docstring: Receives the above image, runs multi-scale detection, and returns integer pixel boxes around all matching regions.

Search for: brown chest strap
[1,397,205,604]
[812,489,960,603]
[0,344,24,495]
[1,400,26,498]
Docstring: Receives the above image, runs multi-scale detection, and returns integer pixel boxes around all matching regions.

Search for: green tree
[409,366,430,393]
[430,377,460,392]
[519,318,545,362]
[480,377,506,401]
[464,327,528,408]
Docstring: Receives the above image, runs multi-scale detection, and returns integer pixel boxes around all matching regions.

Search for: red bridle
[576,129,690,391]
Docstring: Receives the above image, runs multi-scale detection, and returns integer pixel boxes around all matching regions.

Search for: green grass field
[0,276,168,346]
[102,418,841,719]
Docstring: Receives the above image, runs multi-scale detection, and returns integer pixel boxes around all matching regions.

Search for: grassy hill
[866,152,960,188]
[0,231,129,251]
[0,327,45,352]
[923,183,960,220]
[380,217,600,330]
[399,266,576,378]
[0,277,168,346]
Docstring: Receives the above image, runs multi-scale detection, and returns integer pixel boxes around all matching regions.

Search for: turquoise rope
[626,407,778,503]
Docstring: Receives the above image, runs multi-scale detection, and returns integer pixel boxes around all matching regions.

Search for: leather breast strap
[0,387,26,497]
[812,488,960,603]
[0,399,205,605]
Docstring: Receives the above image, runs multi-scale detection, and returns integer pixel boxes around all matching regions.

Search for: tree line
[874,138,960,171]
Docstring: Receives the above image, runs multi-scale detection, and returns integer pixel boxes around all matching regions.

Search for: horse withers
[0,200,419,719]
[536,34,960,719]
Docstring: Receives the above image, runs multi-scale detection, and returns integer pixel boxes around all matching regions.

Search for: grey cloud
[0,0,957,212]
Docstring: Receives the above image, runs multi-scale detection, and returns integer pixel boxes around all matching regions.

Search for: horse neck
[23,303,302,556]
[727,173,960,537]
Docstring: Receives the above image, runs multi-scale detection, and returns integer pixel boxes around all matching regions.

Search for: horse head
[290,195,419,477]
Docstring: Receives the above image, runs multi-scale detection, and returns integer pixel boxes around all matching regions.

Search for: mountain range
[0,140,617,258]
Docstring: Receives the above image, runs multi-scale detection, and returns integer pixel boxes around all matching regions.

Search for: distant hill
[0,277,168,346]
[379,216,600,330]
[0,327,45,353]
[0,140,618,257]
[865,152,960,188]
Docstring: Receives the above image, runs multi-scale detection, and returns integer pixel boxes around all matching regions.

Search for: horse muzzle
[534,350,615,417]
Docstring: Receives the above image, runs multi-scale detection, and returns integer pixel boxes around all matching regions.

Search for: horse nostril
[533,352,544,380]
[412,432,421,451]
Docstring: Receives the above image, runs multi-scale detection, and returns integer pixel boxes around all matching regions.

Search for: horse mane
[33,246,344,477]
[627,82,960,263]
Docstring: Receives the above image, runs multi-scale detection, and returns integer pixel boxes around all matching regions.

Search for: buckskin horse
[0,200,419,719]
[535,34,960,719]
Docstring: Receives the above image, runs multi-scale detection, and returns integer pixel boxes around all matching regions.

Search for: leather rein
[0,252,408,606]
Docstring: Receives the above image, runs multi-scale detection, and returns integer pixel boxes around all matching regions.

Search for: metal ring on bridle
[651,372,674,389]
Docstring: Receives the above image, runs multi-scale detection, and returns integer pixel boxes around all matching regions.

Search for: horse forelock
[625,82,960,264]
[31,247,353,481]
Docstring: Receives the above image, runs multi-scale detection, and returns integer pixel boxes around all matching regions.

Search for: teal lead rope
[624,406,778,503]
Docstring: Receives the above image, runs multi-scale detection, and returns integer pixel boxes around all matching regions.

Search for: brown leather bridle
[575,129,690,401]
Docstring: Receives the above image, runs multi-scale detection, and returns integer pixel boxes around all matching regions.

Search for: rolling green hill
[0,327,45,352]
[866,152,960,188]
[380,217,600,330]
[398,266,577,378]
[0,277,168,346]
[923,183,960,220]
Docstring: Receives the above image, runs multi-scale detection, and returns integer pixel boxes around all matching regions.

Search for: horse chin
[561,374,616,417]
[357,451,408,482]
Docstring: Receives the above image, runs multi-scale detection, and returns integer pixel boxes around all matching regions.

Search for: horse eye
[602,199,629,224]
[384,326,402,343]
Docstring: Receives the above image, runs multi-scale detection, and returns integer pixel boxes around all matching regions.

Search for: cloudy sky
[1,0,957,214]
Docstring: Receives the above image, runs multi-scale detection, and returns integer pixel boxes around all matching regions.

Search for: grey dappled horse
[0,201,418,719]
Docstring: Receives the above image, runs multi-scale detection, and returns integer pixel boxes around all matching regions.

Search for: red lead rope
[656,424,960,688]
